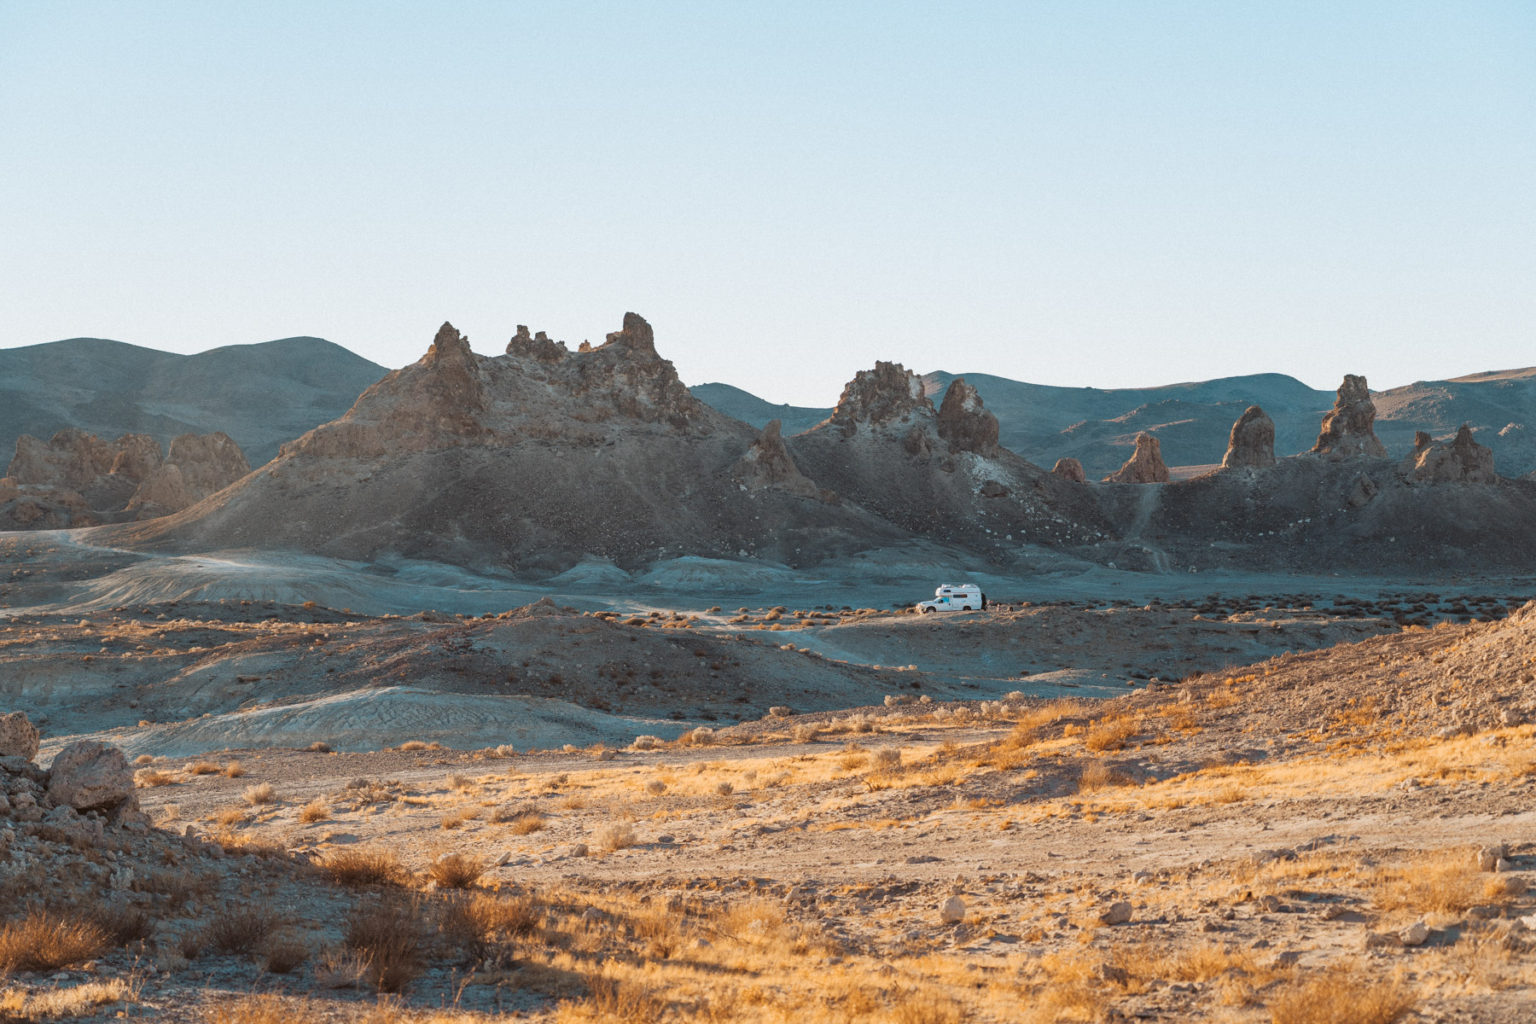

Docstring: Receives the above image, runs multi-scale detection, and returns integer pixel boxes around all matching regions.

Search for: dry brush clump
[320,847,414,888]
[426,853,487,890]
[0,910,110,972]
[343,897,427,993]
[1268,966,1416,1024]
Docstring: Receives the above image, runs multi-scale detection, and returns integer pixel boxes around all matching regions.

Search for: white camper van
[916,583,986,613]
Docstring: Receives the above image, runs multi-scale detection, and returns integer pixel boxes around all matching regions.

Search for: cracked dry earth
[5,603,1527,1022]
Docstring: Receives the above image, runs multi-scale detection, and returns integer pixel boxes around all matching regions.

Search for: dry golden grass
[223,760,245,778]
[426,853,487,889]
[1373,847,1487,916]
[1078,760,1136,792]
[297,798,331,823]
[214,805,249,827]
[188,760,221,775]
[242,782,278,805]
[203,904,279,955]
[1269,967,1416,1024]
[1083,713,1138,752]
[595,822,637,853]
[133,767,177,787]
[440,805,480,829]
[0,978,137,1018]
[0,910,109,971]
[319,847,413,887]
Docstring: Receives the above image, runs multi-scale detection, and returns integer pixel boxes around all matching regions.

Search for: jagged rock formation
[935,378,1000,455]
[733,420,821,499]
[0,429,249,529]
[790,364,1112,549]
[1312,375,1387,458]
[1406,424,1496,484]
[111,314,902,571]
[0,710,40,760]
[1103,433,1169,483]
[1051,458,1087,483]
[827,362,930,435]
[1220,406,1277,470]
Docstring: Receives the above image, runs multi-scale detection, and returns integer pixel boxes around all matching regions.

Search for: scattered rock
[1477,845,1508,872]
[939,896,966,925]
[1399,921,1430,947]
[1363,930,1403,950]
[1098,901,1133,926]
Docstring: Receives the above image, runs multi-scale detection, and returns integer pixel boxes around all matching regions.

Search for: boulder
[1098,900,1133,926]
[1103,433,1169,484]
[1051,458,1086,483]
[939,896,966,924]
[47,740,137,812]
[0,711,40,761]
[935,378,1000,455]
[1220,406,1276,470]
[1312,375,1387,457]
[1406,424,1496,484]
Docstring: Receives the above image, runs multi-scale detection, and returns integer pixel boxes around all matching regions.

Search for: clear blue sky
[2,1,1532,404]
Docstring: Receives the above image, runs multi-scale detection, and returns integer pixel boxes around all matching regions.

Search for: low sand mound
[43,686,689,758]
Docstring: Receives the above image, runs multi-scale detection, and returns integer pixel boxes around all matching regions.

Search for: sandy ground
[4,535,1536,1021]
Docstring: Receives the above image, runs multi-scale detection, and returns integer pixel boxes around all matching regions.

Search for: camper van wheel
[920,605,933,614]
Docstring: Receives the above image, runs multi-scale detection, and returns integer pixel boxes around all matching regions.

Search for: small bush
[320,848,412,887]
[345,899,425,993]
[204,905,280,955]
[427,853,487,889]
[188,761,221,775]
[223,760,245,778]
[88,902,152,946]
[595,823,637,853]
[0,910,110,970]
[134,768,177,788]
[298,799,331,824]
[243,782,278,806]
[262,936,309,974]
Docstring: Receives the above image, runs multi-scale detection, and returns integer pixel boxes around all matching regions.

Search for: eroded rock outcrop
[1051,458,1087,483]
[1,429,250,529]
[1221,406,1276,470]
[733,420,820,498]
[1312,375,1387,458]
[827,362,930,434]
[1103,433,1169,483]
[1407,424,1496,484]
[935,378,1000,455]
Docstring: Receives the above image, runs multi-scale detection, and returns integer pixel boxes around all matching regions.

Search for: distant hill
[0,337,387,466]
[687,383,829,436]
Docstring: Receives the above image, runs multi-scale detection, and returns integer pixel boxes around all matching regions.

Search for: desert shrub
[188,761,220,775]
[320,848,412,887]
[344,898,425,993]
[595,823,637,853]
[440,806,480,829]
[134,768,177,788]
[223,760,245,777]
[1084,715,1138,752]
[644,780,668,796]
[262,935,309,974]
[298,799,331,823]
[631,735,662,751]
[427,853,487,889]
[88,902,152,946]
[1269,967,1415,1024]
[0,910,110,970]
[243,782,278,805]
[1078,761,1135,792]
[204,904,280,955]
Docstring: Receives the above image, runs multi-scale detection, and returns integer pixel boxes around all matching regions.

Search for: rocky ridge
[0,428,250,530]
